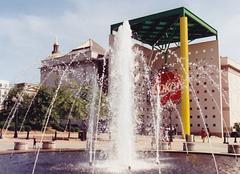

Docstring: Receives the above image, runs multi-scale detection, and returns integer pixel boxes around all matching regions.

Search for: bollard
[0,129,2,139]
[223,132,228,144]
[26,131,29,140]
[234,133,237,143]
[54,131,57,140]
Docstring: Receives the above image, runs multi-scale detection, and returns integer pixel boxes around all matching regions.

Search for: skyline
[1,0,240,83]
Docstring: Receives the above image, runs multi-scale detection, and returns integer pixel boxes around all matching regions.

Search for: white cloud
[1,0,240,83]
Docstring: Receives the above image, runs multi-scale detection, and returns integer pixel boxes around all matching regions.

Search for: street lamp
[12,94,23,138]
[68,115,73,139]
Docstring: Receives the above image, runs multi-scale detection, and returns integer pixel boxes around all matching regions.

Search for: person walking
[207,127,211,142]
[200,128,207,143]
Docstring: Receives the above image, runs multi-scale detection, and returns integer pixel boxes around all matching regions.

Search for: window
[205,107,208,110]
[213,124,216,127]
[204,90,207,93]
[190,124,193,127]
[197,115,200,119]
[213,115,216,118]
[205,115,208,118]
[204,98,207,101]
[197,124,200,127]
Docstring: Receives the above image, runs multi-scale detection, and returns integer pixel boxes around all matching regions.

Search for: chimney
[52,37,59,54]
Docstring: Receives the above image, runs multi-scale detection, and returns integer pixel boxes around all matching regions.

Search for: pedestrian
[200,128,207,143]
[33,137,36,148]
[207,127,211,142]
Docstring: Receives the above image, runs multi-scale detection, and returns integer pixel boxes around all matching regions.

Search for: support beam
[180,16,190,137]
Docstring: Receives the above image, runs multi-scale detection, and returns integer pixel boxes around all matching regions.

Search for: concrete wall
[221,57,240,131]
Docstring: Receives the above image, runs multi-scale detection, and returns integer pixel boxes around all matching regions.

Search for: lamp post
[12,94,23,138]
[68,115,73,139]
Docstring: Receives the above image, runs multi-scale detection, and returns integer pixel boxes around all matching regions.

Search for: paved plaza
[0,130,239,156]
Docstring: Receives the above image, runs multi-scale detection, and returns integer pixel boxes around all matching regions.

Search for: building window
[190,115,193,119]
[204,90,207,93]
[213,124,216,127]
[190,124,193,127]
[205,115,208,118]
[204,98,207,101]
[197,124,200,127]
[212,106,215,110]
[197,115,200,119]
[213,115,216,118]
[205,107,208,110]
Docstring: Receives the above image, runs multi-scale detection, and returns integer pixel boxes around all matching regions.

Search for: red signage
[152,71,181,105]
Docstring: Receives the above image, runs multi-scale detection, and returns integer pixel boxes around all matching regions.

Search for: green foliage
[1,84,109,131]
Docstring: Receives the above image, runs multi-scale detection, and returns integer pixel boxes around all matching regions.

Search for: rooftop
[111,7,218,46]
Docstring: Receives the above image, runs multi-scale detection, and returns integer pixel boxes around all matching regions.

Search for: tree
[2,84,109,131]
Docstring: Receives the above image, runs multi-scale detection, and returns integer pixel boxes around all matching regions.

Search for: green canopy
[111,7,217,46]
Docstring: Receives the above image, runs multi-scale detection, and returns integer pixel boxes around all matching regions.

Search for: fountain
[109,20,136,168]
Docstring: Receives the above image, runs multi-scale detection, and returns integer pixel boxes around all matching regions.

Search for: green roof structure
[111,7,217,46]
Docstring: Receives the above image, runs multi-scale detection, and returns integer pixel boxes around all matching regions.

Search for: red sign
[152,71,181,105]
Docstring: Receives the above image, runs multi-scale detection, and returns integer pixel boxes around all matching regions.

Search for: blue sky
[1,0,240,83]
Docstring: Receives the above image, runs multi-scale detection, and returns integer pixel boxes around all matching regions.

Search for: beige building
[40,39,107,88]
[0,80,10,110]
[130,40,223,136]
[40,37,240,137]
[15,83,39,96]
[221,57,240,132]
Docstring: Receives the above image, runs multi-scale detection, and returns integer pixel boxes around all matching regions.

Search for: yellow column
[180,16,190,137]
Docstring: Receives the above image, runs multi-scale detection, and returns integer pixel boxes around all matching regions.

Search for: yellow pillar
[180,16,190,137]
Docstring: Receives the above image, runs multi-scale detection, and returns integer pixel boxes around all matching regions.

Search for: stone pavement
[0,131,239,155]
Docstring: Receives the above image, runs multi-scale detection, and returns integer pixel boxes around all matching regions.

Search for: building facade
[40,39,107,89]
[39,37,240,137]
[221,57,240,132]
[0,80,10,110]
[131,40,223,136]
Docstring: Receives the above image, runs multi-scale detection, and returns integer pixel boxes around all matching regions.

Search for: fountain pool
[0,151,239,174]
